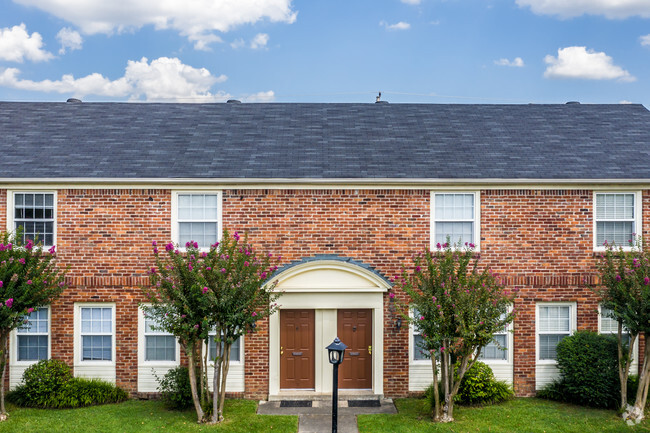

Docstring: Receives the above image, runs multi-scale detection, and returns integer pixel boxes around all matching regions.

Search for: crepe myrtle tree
[395,241,515,423]
[0,231,66,421]
[143,230,281,424]
[597,237,650,423]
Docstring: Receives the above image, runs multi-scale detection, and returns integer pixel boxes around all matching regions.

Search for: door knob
[368,345,372,355]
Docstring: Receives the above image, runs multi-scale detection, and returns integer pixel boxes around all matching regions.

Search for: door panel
[337,309,372,389]
[280,309,315,389]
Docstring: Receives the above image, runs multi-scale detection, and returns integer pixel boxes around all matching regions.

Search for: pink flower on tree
[234,232,240,241]
[202,286,209,294]
[165,243,174,251]
[48,245,56,254]
[26,307,34,313]
[252,312,257,317]
[27,280,32,285]
[18,258,25,265]
[389,292,395,299]
[152,241,157,247]
[5,298,13,308]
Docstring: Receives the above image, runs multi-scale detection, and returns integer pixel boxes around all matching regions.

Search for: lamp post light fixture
[326,337,347,433]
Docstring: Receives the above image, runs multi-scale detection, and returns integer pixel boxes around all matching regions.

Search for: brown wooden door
[337,309,372,389]
[280,309,315,389]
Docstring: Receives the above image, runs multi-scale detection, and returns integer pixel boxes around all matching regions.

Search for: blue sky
[0,0,649,105]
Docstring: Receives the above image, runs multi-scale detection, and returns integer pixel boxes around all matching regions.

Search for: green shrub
[538,331,621,408]
[552,330,619,409]
[156,366,194,410]
[7,359,72,407]
[7,359,128,408]
[455,361,513,405]
[424,361,513,409]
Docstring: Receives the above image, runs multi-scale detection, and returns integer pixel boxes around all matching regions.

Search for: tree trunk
[431,355,441,421]
[186,341,205,423]
[217,344,231,423]
[440,343,454,423]
[617,323,635,409]
[0,332,8,420]
[211,335,223,424]
[624,334,650,424]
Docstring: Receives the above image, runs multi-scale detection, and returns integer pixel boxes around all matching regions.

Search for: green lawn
[358,398,650,433]
[2,399,298,433]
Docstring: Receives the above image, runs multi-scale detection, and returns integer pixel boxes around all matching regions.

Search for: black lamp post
[326,337,347,433]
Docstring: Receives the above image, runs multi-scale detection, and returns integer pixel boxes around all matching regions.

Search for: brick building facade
[2,102,650,399]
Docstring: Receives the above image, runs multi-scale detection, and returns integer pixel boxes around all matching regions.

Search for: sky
[0,0,649,105]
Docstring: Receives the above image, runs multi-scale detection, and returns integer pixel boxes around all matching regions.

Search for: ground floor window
[537,304,574,361]
[17,307,49,361]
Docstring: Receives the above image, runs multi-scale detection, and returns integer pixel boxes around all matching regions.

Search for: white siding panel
[9,364,29,389]
[536,364,559,390]
[409,362,434,392]
[207,363,245,393]
[484,362,513,385]
[138,366,177,393]
[74,364,116,383]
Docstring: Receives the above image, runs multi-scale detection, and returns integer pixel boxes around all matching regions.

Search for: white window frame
[536,302,576,364]
[138,307,180,367]
[11,306,51,366]
[593,191,642,252]
[74,303,116,366]
[599,304,638,362]
[171,191,222,251]
[478,310,513,365]
[430,191,480,251]
[6,190,57,248]
[206,332,244,366]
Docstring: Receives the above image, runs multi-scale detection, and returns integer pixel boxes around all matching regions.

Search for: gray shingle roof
[1,102,650,180]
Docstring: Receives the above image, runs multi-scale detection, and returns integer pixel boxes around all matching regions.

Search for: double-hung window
[13,192,55,246]
[432,192,478,248]
[144,315,176,362]
[174,192,221,249]
[17,307,49,361]
[81,307,113,361]
[594,192,640,249]
[479,314,509,361]
[411,309,428,362]
[600,306,631,344]
[538,304,572,361]
[208,333,241,363]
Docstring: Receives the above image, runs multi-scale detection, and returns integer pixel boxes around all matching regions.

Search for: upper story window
[538,304,574,361]
[432,192,479,249]
[81,306,113,361]
[174,192,221,249]
[144,315,176,362]
[594,192,641,249]
[17,307,49,361]
[13,192,55,246]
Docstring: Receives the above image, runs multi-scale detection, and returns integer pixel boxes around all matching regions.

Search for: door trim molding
[269,259,388,397]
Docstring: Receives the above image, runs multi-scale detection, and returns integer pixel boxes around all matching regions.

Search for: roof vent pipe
[226,99,241,104]
[375,91,388,104]
[565,101,580,105]
[66,98,82,103]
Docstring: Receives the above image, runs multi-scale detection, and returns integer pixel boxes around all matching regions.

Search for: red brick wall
[3,187,647,398]
[51,189,171,393]
[223,189,430,398]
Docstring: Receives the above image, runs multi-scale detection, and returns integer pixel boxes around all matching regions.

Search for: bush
[156,366,194,410]
[538,331,620,408]
[8,359,128,408]
[7,359,72,407]
[424,361,513,409]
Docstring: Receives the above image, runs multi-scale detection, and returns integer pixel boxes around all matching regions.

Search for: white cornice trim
[1,177,650,189]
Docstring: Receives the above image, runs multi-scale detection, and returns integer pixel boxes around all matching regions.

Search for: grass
[1,399,298,433]
[358,398,650,433]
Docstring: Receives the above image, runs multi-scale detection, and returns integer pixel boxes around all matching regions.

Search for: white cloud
[401,0,421,4]
[0,23,53,62]
[230,38,245,49]
[241,90,275,102]
[190,34,223,51]
[380,21,411,30]
[641,34,650,46]
[516,0,650,19]
[250,33,269,49]
[0,56,231,102]
[494,57,525,67]
[544,46,635,82]
[12,0,297,49]
[56,27,83,54]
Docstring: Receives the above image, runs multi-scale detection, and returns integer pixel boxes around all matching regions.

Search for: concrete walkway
[258,399,397,433]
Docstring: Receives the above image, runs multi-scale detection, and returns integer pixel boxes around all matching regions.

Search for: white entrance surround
[268,257,391,398]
